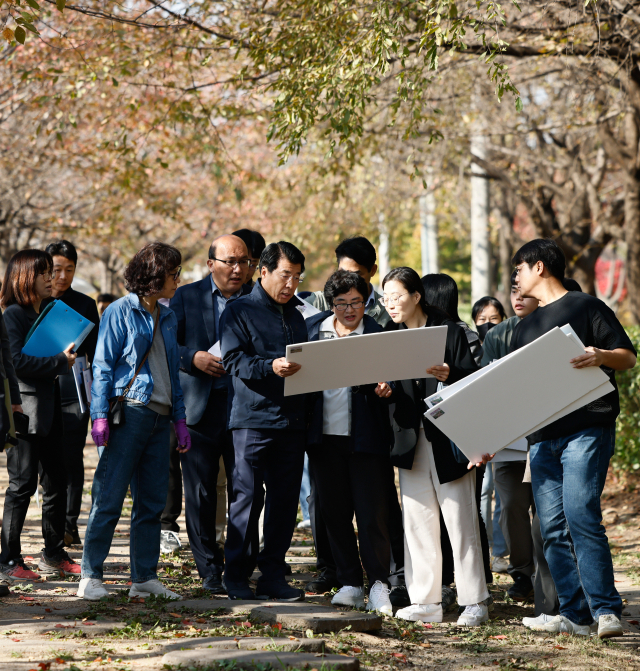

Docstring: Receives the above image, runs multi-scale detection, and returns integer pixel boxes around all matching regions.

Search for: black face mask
[477,321,496,341]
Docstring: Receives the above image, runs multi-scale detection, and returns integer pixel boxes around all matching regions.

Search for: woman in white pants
[375,267,490,626]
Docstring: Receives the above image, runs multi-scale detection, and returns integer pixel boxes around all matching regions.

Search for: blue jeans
[81,403,171,583]
[530,424,620,624]
[480,464,508,558]
[299,453,310,521]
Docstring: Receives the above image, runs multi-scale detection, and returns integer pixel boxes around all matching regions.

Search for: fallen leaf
[32,616,44,620]
[553,645,566,650]
[629,620,639,625]
[490,635,508,640]
[351,647,362,653]
[18,596,35,601]
[175,632,186,638]
[11,638,20,642]
[289,636,298,640]
[169,613,182,618]
[44,608,52,613]
[93,659,102,664]
[272,622,283,631]
[55,660,66,665]
[391,653,407,663]
[55,624,74,629]
[420,642,431,648]
[38,663,51,670]
[195,618,207,624]
[83,622,95,626]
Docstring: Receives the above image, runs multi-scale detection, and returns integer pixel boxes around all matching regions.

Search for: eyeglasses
[212,257,249,269]
[333,300,364,312]
[248,260,259,269]
[380,293,410,306]
[276,272,303,285]
[170,266,182,281]
[39,270,58,281]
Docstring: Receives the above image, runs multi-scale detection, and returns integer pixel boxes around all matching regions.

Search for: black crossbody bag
[108,315,159,426]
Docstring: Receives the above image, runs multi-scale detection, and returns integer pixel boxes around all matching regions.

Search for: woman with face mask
[375,267,490,625]
[472,296,506,343]
[305,270,394,616]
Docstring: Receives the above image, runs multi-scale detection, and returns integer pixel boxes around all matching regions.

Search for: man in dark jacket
[221,241,307,601]
[45,240,100,547]
[169,234,251,593]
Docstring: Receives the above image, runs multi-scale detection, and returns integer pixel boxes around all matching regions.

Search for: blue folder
[22,299,95,357]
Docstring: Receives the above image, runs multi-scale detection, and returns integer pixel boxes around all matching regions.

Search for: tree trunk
[624,171,640,323]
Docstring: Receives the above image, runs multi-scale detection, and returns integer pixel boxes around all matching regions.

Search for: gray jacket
[305,286,392,329]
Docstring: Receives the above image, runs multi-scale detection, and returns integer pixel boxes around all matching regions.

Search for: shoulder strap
[119,310,160,401]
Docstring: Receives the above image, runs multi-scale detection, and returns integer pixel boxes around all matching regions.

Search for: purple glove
[91,418,109,447]
[174,419,191,452]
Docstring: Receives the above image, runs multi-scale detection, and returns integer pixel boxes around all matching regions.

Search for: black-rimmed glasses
[333,300,364,311]
[212,257,250,269]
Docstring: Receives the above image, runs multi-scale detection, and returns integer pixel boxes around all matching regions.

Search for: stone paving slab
[162,648,358,670]
[250,602,382,633]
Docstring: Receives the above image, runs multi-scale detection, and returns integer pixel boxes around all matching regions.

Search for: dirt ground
[1,443,640,671]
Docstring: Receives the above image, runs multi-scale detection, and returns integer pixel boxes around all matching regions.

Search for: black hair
[562,277,583,292]
[421,273,461,321]
[259,241,305,274]
[382,267,429,314]
[335,236,377,271]
[510,270,518,287]
[512,238,566,280]
[97,293,118,304]
[323,270,369,307]
[472,296,507,324]
[233,229,266,259]
[45,239,78,266]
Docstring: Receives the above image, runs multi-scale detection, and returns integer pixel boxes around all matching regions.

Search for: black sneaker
[390,585,411,608]
[256,579,305,602]
[284,562,293,576]
[441,585,458,612]
[224,578,259,600]
[203,574,225,594]
[305,570,341,594]
[508,572,534,602]
[0,580,9,596]
[64,530,82,547]
[38,551,81,577]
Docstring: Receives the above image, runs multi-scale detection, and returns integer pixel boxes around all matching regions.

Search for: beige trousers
[399,430,489,606]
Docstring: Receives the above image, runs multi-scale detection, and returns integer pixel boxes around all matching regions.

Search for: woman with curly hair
[79,242,191,601]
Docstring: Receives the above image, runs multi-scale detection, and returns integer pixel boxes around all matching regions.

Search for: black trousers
[161,426,182,533]
[308,437,391,587]
[180,393,234,579]
[532,512,559,616]
[309,454,405,585]
[225,428,304,583]
[61,424,88,535]
[0,426,66,563]
[441,464,492,586]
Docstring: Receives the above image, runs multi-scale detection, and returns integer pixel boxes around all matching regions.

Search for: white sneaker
[332,585,365,609]
[129,579,181,600]
[160,530,182,555]
[297,519,312,530]
[367,581,392,616]
[491,556,510,573]
[457,603,489,626]
[77,578,109,601]
[527,614,591,636]
[396,603,443,622]
[522,613,556,629]
[598,614,624,639]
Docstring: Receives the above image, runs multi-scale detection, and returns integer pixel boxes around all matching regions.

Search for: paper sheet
[208,341,221,357]
[295,298,321,320]
[284,326,447,396]
[72,356,87,414]
[423,325,612,463]
[82,368,93,408]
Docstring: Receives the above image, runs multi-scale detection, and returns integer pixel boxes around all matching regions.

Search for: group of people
[0,232,634,640]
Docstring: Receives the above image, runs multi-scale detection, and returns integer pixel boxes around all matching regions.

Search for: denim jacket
[90,293,186,422]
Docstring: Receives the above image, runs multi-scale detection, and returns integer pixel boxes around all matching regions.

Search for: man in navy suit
[170,234,250,593]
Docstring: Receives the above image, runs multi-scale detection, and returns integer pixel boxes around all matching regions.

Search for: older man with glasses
[221,241,308,601]
[169,234,251,594]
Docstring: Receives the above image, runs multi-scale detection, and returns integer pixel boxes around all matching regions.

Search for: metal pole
[471,132,491,302]
[420,180,439,276]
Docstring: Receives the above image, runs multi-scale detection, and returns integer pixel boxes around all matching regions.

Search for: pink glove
[174,419,191,453]
[91,418,110,447]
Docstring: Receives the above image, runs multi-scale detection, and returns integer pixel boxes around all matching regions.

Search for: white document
[82,368,93,407]
[208,341,221,358]
[423,326,612,464]
[295,299,321,320]
[72,356,87,414]
[284,326,448,397]
[492,437,528,463]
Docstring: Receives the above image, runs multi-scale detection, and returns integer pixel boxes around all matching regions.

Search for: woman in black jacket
[0,250,79,581]
[306,270,394,616]
[375,267,489,626]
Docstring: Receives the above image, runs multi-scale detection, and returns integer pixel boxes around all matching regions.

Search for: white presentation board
[284,325,447,397]
[423,325,613,463]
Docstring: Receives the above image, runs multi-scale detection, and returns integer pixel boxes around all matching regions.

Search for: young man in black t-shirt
[509,239,636,639]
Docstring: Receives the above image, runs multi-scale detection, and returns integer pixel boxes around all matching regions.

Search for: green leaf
[56,0,65,11]
[25,0,40,8]
[112,77,119,87]
[515,96,523,112]
[14,26,25,44]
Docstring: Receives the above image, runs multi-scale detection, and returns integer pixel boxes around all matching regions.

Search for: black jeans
[532,512,559,616]
[161,426,182,533]
[309,436,391,587]
[61,425,88,535]
[181,392,234,579]
[1,427,66,562]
